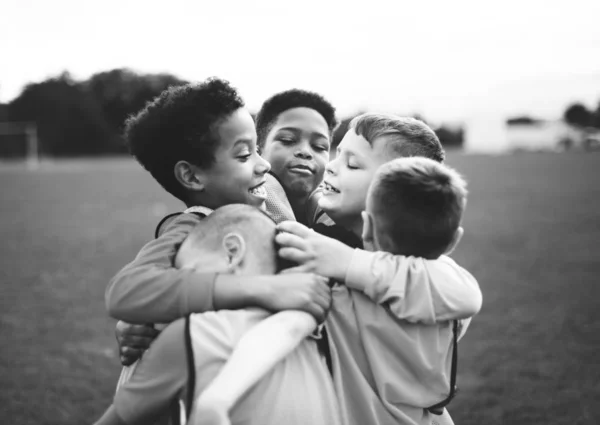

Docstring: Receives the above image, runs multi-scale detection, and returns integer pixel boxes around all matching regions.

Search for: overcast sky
[2,0,599,123]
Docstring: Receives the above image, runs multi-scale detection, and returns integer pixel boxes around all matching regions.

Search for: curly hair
[255,89,338,150]
[124,77,245,201]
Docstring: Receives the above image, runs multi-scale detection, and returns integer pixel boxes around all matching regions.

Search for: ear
[174,160,206,192]
[445,226,464,255]
[222,232,246,272]
[361,211,374,246]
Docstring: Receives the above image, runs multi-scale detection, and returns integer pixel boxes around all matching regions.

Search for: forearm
[198,310,317,410]
[345,250,482,323]
[106,266,216,323]
[106,214,215,323]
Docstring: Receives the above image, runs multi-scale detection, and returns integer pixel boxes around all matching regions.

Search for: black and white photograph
[1,1,599,424]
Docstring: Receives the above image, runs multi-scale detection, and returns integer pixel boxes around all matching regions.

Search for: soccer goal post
[0,121,39,168]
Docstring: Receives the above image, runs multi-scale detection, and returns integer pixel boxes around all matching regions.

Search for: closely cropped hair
[350,113,445,163]
[176,204,279,271]
[124,78,244,201]
[368,157,467,258]
[255,89,338,149]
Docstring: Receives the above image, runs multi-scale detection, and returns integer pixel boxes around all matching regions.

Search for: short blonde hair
[367,157,467,258]
[176,204,278,271]
[350,113,445,163]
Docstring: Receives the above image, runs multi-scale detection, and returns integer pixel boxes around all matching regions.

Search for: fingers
[277,221,313,237]
[116,322,159,340]
[275,231,310,250]
[121,335,155,349]
[279,265,312,274]
[279,247,313,264]
[120,346,145,366]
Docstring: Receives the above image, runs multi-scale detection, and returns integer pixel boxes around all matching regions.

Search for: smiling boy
[105,79,332,400]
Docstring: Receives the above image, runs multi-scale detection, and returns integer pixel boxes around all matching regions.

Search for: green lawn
[1,152,599,424]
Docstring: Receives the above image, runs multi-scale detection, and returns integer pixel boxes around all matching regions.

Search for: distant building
[464,114,600,153]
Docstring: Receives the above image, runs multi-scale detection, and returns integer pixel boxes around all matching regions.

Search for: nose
[294,140,313,160]
[255,154,271,175]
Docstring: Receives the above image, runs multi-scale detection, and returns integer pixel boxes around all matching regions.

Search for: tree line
[0,69,466,158]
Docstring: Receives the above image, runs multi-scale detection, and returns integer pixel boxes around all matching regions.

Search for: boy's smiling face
[319,129,392,227]
[260,107,330,199]
[201,108,271,209]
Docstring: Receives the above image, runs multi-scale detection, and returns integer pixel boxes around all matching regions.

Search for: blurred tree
[592,100,600,129]
[85,68,188,135]
[8,72,116,156]
[564,103,592,127]
[506,116,542,125]
[434,125,464,149]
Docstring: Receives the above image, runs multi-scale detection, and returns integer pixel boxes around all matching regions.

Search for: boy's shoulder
[189,308,270,345]
[264,173,295,223]
[155,206,213,238]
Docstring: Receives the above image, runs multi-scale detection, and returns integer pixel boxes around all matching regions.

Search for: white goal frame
[0,121,39,168]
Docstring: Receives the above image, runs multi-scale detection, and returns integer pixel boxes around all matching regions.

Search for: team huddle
[93,78,482,425]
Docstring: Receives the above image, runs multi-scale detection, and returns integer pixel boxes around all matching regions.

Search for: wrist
[214,274,261,310]
[242,276,274,310]
[328,241,355,281]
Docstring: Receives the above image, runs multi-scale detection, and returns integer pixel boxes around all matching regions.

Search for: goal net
[0,121,39,168]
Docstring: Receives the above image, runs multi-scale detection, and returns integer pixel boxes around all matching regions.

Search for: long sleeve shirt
[106,174,296,324]
[326,248,481,425]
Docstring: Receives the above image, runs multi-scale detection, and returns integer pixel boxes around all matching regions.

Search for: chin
[287,179,314,197]
[318,199,339,220]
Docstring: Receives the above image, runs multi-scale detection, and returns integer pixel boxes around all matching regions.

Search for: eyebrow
[233,139,253,149]
[338,146,363,160]
[277,127,329,140]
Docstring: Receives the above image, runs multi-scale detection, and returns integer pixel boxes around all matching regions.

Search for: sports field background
[1,152,599,425]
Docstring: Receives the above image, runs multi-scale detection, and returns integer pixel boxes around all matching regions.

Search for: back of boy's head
[175,204,279,273]
[367,157,467,259]
[124,77,244,201]
[350,113,445,163]
[255,89,338,150]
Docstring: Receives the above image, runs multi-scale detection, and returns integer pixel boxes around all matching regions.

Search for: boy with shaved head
[94,204,341,425]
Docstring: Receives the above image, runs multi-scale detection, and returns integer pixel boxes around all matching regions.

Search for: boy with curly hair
[107,79,332,392]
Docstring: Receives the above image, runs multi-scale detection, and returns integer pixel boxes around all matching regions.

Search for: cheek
[262,146,290,173]
[314,155,328,180]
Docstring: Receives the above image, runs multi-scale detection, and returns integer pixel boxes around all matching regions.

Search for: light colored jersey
[327,249,480,425]
[113,309,341,425]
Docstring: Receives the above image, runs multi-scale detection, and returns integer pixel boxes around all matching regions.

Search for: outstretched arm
[276,221,482,324]
[195,310,318,418]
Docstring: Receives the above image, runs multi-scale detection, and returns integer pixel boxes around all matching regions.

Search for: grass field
[1,152,599,425]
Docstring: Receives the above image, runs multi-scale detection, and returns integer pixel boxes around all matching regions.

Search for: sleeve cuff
[185,271,217,314]
[344,248,375,292]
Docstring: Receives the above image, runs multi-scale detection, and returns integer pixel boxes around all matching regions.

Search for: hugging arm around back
[106,213,331,325]
[344,249,482,323]
[275,221,482,324]
[105,213,215,324]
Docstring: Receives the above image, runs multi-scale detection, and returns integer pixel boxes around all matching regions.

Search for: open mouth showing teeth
[249,184,267,197]
[323,182,340,193]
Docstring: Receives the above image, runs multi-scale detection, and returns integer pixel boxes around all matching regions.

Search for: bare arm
[93,406,127,425]
[195,311,317,416]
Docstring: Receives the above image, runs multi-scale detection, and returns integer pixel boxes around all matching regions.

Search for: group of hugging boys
[92,78,482,425]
